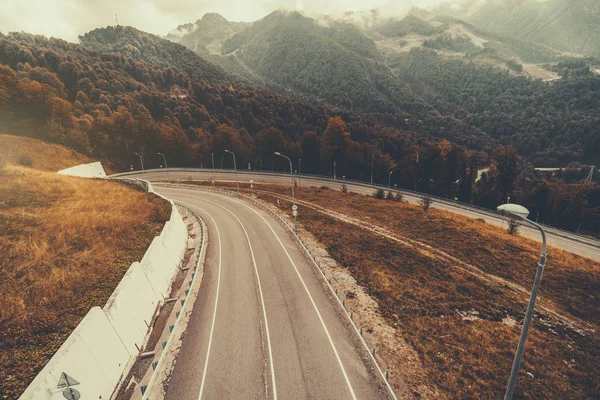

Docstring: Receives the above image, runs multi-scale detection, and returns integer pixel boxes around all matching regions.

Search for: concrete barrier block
[20,307,128,400]
[140,237,172,298]
[57,162,106,178]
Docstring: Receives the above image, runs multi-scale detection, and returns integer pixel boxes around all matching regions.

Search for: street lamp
[275,152,295,204]
[134,152,145,174]
[157,152,170,181]
[333,161,337,180]
[224,150,239,193]
[388,170,393,188]
[212,152,215,173]
[298,158,302,186]
[371,153,375,185]
[497,203,547,400]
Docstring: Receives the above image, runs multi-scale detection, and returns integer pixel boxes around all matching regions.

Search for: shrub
[18,155,33,167]
[373,189,385,199]
[394,192,404,202]
[386,190,395,200]
[507,218,520,235]
[420,195,433,212]
[340,184,348,193]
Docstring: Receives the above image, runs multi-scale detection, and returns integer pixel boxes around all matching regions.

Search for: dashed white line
[190,196,278,400]
[174,202,222,400]
[222,195,358,400]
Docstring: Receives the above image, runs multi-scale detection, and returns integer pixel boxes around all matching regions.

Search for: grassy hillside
[0,136,170,398]
[0,133,94,171]
[197,181,599,399]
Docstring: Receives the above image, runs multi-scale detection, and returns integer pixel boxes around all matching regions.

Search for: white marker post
[292,205,298,232]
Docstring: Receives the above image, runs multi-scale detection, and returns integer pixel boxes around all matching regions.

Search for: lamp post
[371,153,375,185]
[275,152,295,204]
[333,161,337,180]
[134,152,145,174]
[224,150,239,193]
[497,203,547,400]
[298,158,302,186]
[388,170,393,188]
[157,152,170,181]
[212,152,215,173]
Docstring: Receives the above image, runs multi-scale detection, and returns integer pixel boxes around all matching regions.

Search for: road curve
[157,187,385,400]
[118,170,600,261]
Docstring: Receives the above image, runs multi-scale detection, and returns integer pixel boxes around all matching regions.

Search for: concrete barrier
[57,161,107,178]
[21,178,188,400]
[20,307,129,399]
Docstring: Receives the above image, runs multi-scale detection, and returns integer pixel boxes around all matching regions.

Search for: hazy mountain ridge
[434,0,600,58]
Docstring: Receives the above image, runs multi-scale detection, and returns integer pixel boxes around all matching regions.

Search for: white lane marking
[219,194,358,400]
[175,200,222,400]
[183,194,278,400]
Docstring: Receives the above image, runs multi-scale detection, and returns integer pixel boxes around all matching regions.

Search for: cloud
[0,0,453,41]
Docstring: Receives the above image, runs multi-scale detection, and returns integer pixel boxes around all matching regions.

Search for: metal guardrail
[155,182,399,400]
[141,204,206,399]
[112,168,600,249]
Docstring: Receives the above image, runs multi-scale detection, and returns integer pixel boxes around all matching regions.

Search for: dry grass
[0,165,170,398]
[197,181,599,399]
[0,133,95,172]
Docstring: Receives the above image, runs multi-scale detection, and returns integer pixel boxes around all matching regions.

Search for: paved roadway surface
[120,170,600,261]
[157,187,385,400]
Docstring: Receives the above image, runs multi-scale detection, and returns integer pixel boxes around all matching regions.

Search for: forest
[396,48,600,167]
[0,26,598,235]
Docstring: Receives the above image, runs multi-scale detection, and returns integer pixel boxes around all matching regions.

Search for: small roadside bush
[341,184,348,193]
[507,218,520,235]
[393,192,404,202]
[18,155,33,167]
[420,195,433,212]
[373,189,385,199]
[386,190,395,200]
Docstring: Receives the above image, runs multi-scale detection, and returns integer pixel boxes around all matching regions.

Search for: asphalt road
[119,170,600,261]
[157,187,384,400]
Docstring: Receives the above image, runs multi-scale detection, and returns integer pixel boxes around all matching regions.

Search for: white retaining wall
[20,184,187,400]
[57,161,107,178]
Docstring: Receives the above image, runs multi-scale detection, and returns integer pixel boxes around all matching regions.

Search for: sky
[0,0,452,42]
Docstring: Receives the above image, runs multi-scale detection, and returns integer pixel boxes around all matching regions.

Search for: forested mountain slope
[0,26,493,178]
[435,0,600,58]
[394,49,600,166]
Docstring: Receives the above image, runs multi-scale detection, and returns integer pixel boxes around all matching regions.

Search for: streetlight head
[274,151,281,156]
[497,203,530,220]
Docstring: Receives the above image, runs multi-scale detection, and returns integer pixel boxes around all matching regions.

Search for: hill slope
[435,0,600,57]
[0,135,170,398]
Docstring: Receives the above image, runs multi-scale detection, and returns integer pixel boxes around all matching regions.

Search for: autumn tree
[320,116,354,175]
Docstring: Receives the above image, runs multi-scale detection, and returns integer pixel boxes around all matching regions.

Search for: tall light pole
[157,152,170,181]
[333,161,337,180]
[371,152,375,185]
[388,170,393,188]
[298,158,302,186]
[212,152,215,173]
[134,152,145,174]
[497,203,547,400]
[275,152,295,204]
[224,150,239,193]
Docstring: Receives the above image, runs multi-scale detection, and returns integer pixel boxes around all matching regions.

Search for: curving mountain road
[156,187,385,400]
[117,169,600,261]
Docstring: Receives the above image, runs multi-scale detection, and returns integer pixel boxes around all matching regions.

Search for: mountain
[203,10,429,117]
[435,0,600,58]
[166,13,249,56]
[164,10,600,166]
[0,26,496,183]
